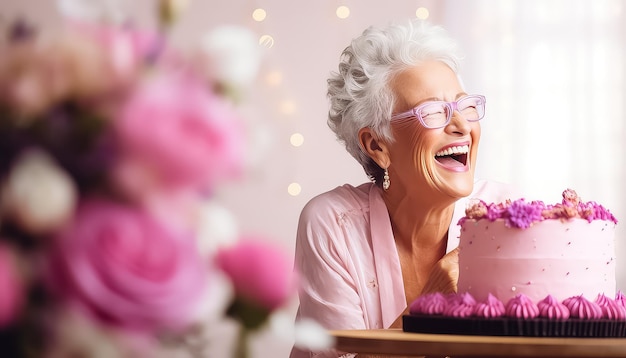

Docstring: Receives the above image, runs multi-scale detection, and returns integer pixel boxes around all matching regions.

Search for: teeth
[435,145,469,157]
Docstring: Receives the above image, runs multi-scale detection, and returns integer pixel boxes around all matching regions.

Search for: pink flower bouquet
[0,2,301,357]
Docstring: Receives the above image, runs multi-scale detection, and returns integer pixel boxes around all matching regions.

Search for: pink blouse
[290,180,518,358]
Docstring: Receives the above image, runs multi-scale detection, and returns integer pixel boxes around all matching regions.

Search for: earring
[383,168,390,190]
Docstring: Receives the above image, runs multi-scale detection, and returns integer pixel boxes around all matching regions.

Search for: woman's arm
[294,200,367,330]
[291,197,368,358]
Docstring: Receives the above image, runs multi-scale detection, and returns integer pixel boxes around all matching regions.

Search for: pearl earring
[383,168,390,190]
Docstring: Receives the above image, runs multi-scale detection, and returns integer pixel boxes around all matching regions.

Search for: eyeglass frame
[390,94,486,129]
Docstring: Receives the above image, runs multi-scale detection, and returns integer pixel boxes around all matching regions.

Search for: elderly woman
[291,20,516,357]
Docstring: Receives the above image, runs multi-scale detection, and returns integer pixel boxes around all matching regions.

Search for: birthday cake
[403,189,624,337]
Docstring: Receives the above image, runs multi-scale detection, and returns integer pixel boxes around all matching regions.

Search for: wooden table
[330,329,626,357]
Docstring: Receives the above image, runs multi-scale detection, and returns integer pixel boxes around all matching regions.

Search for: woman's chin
[438,174,475,198]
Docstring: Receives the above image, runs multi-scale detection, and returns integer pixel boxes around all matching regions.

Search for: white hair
[327,19,462,184]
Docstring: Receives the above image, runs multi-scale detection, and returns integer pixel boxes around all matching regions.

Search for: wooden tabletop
[330,329,626,357]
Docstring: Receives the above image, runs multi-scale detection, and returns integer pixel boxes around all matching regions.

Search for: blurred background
[1,0,625,356]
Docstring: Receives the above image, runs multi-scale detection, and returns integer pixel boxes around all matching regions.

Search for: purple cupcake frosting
[443,292,476,318]
[505,294,539,319]
[473,293,505,318]
[537,295,570,320]
[595,294,626,320]
[563,295,603,319]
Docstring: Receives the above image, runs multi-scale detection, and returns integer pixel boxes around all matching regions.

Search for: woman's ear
[358,127,391,169]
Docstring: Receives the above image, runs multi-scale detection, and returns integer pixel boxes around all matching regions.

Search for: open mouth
[435,145,469,167]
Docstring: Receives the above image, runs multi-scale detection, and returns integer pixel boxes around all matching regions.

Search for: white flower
[57,0,126,24]
[192,269,233,324]
[2,149,78,235]
[293,317,335,351]
[268,311,335,352]
[201,25,262,91]
[195,201,239,256]
[44,307,136,358]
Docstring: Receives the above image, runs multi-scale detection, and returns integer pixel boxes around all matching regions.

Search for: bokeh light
[336,6,350,19]
[259,34,274,48]
[288,183,302,196]
[279,100,296,115]
[252,8,266,21]
[290,133,305,147]
[265,70,283,86]
[416,7,429,19]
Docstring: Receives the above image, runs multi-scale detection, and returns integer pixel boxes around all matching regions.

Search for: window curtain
[438,0,626,287]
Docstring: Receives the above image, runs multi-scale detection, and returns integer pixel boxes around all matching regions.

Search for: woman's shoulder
[301,182,374,214]
[297,182,376,234]
[296,182,376,255]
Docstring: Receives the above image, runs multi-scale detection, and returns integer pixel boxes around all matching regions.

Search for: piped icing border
[458,189,618,229]
[409,291,626,320]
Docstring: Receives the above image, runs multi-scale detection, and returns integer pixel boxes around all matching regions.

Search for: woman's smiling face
[388,60,481,199]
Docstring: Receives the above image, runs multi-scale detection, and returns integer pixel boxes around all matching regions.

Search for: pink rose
[49,199,208,333]
[0,244,24,327]
[68,21,161,79]
[114,73,245,192]
[216,238,296,311]
[0,28,137,118]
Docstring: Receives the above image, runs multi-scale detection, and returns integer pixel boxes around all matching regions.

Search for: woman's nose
[446,110,472,134]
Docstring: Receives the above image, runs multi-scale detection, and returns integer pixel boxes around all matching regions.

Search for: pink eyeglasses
[391,94,486,129]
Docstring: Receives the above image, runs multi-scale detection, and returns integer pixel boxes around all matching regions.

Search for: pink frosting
[505,294,539,319]
[615,291,626,308]
[562,295,603,319]
[458,189,618,227]
[473,293,505,318]
[409,292,447,315]
[595,294,626,320]
[443,292,476,318]
[537,295,570,320]
[446,292,462,305]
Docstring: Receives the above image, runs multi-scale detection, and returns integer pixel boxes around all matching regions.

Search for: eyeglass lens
[419,96,484,128]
